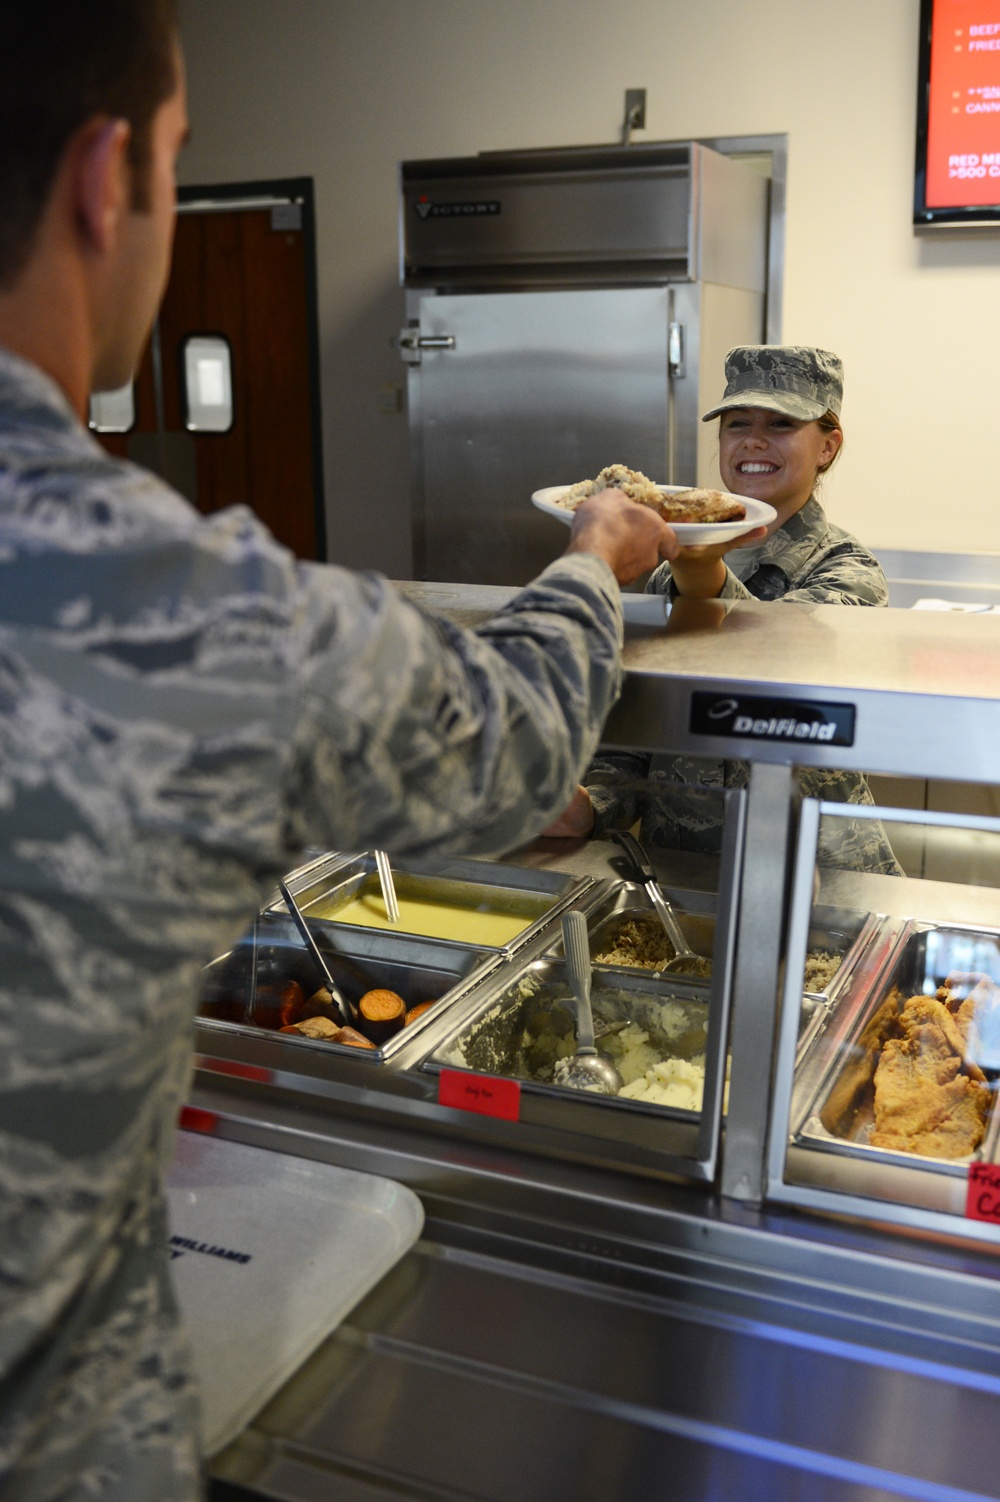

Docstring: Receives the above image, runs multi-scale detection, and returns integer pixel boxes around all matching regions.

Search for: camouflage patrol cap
[701,345,843,423]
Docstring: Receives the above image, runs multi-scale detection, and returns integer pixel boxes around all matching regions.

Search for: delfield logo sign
[689,692,856,748]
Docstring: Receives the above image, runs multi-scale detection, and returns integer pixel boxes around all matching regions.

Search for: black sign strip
[689,692,856,748]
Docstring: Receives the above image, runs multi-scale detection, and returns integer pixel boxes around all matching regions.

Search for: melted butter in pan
[314,892,533,946]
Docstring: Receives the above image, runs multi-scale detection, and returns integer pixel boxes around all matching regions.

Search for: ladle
[610,830,705,976]
[553,910,623,1095]
[277,878,358,1027]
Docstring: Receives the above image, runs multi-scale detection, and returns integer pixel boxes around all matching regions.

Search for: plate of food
[532,463,776,546]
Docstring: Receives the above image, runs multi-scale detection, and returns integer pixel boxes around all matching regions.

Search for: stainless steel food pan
[268,850,591,957]
[792,920,1000,1178]
[542,880,714,983]
[801,905,881,1003]
[197,913,497,1064]
[795,907,886,1061]
[424,954,710,1120]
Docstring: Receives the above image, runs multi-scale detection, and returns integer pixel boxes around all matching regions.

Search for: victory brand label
[689,692,856,748]
[414,196,501,220]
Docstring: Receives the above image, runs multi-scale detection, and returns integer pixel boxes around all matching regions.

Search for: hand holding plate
[669,525,769,600]
[564,488,678,585]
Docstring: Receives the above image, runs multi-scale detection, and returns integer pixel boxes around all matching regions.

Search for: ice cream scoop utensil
[556,911,622,1094]
[374,850,400,924]
[277,878,358,1027]
[609,830,702,975]
[593,1017,628,1040]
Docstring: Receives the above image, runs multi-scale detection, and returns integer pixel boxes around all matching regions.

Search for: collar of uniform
[0,345,89,441]
[726,493,827,583]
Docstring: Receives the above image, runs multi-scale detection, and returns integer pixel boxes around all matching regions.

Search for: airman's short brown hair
[0,1,179,288]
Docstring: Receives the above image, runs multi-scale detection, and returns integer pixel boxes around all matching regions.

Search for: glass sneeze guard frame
[194,789,744,1183]
[409,785,746,1184]
[767,797,1000,1245]
[692,783,747,1178]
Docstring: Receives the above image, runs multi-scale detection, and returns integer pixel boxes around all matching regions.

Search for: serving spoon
[278,877,358,1027]
[553,910,623,1095]
[609,830,705,976]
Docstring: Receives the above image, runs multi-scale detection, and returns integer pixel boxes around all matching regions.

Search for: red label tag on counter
[438,1069,520,1121]
[965,1162,1000,1224]
[195,1057,273,1085]
[178,1105,219,1135]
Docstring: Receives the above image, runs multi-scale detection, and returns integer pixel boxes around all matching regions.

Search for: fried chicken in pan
[820,989,903,1137]
[870,993,990,1159]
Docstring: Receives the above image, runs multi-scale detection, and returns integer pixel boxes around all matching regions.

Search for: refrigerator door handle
[668,321,685,378]
[397,329,456,364]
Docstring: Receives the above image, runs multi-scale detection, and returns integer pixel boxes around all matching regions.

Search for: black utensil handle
[277,878,355,1027]
[609,829,657,887]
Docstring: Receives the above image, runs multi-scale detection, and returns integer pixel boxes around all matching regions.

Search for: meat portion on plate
[559,464,746,524]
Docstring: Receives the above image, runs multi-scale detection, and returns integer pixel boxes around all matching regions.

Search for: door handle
[668,321,685,378]
[397,328,456,364]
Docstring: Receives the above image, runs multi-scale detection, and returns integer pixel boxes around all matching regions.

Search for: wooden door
[94,182,324,560]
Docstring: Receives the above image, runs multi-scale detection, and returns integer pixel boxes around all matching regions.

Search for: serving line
[398,582,1000,785]
[196,588,1000,1501]
[199,859,1000,1502]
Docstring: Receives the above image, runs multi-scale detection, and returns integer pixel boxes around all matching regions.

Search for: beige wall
[178,0,1000,575]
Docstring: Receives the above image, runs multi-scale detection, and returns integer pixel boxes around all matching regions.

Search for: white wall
[178,0,1000,573]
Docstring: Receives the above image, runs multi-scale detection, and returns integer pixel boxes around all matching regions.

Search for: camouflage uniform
[0,349,624,1501]
[648,494,888,610]
[588,496,902,875]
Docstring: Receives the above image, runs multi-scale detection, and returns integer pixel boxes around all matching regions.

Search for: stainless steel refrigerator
[398,141,770,586]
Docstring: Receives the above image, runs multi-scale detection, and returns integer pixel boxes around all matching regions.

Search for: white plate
[532,484,776,546]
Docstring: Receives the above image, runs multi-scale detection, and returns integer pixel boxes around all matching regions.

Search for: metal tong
[277,877,358,1027]
[374,850,400,924]
[609,830,703,975]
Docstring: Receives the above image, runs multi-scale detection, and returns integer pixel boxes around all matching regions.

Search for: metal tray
[793,920,1000,1178]
[543,880,715,984]
[424,954,711,1119]
[268,850,591,957]
[538,889,880,1064]
[198,913,497,1063]
[168,1132,424,1455]
[795,906,885,1061]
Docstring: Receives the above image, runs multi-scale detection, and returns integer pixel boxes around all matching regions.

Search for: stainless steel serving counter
[202,592,1000,1502]
[206,1114,1000,1502]
[202,840,1000,1502]
[401,582,1000,780]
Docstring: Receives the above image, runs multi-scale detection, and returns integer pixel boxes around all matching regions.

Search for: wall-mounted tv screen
[915,0,1000,228]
